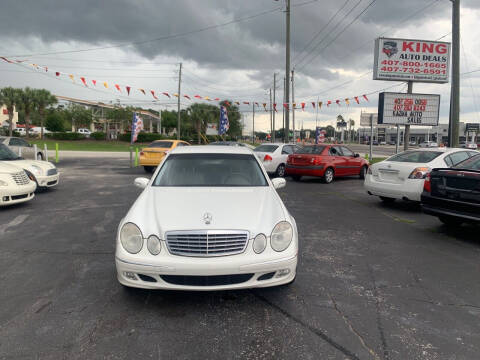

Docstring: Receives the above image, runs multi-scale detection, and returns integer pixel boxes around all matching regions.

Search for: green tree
[45,109,65,132]
[16,87,37,139]
[0,87,20,136]
[33,89,57,139]
[65,103,92,130]
[325,125,335,138]
[188,103,219,144]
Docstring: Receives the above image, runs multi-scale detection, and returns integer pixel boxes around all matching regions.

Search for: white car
[419,141,438,148]
[0,162,36,206]
[77,128,91,137]
[254,143,300,177]
[116,146,298,291]
[460,142,478,150]
[364,148,479,202]
[0,136,46,160]
[0,144,59,189]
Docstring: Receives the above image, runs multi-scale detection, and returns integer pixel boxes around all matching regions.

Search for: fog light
[2,196,8,201]
[124,272,137,280]
[275,269,290,278]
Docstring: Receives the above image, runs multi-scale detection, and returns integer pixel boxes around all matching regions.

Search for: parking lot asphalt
[1,157,479,360]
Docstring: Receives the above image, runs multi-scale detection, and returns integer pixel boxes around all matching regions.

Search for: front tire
[36,152,44,161]
[276,164,286,177]
[439,215,463,228]
[322,168,334,184]
[143,166,154,173]
[359,165,368,179]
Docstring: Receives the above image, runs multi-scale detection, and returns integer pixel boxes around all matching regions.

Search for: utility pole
[177,62,182,140]
[273,73,276,142]
[404,81,413,151]
[282,77,286,142]
[252,103,255,144]
[269,88,273,142]
[449,0,460,148]
[284,0,291,143]
[291,69,295,143]
[159,109,162,134]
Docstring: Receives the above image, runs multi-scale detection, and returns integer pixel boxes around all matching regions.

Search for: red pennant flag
[263,103,267,111]
[162,92,170,98]
[363,94,369,102]
[80,77,87,86]
[194,95,202,99]
[92,80,97,86]
[327,100,332,107]
[319,102,323,109]
[311,102,316,109]
[55,72,60,77]
[151,90,158,99]
[273,103,278,112]
[139,88,145,95]
[115,84,121,92]
[301,102,306,111]
[354,96,360,104]
[184,95,191,100]
[336,100,341,106]
[243,101,250,105]
[224,101,231,107]
[214,98,220,101]
[126,86,131,95]
[283,103,289,110]
[255,102,259,106]
[345,98,350,106]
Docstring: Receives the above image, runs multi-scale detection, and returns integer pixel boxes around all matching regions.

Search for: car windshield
[0,144,21,160]
[297,146,326,154]
[148,141,173,148]
[387,151,442,163]
[454,154,480,170]
[254,145,279,153]
[153,153,268,187]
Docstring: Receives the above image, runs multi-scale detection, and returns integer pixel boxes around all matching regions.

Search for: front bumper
[285,164,325,177]
[116,252,297,291]
[0,182,36,206]
[36,173,60,188]
[364,174,424,201]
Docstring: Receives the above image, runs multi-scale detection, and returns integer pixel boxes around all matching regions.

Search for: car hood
[125,186,287,239]
[4,160,55,172]
[0,161,24,174]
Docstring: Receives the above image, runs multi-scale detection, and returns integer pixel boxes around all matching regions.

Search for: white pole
[33,144,37,160]
[44,144,48,162]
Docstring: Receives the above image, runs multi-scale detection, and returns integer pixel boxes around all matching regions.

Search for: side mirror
[271,177,286,190]
[354,153,360,158]
[134,177,149,189]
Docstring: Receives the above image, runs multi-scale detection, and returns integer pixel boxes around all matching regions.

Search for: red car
[285,145,369,183]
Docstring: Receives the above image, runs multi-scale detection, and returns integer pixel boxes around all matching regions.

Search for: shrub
[45,132,86,140]
[90,132,106,140]
[120,132,178,143]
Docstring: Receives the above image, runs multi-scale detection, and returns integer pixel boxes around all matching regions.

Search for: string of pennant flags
[1,56,371,110]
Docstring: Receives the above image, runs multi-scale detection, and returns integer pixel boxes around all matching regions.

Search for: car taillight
[408,167,430,179]
[423,173,431,193]
[264,154,273,161]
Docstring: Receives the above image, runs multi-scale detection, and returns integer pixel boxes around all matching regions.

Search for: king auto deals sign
[374,37,451,83]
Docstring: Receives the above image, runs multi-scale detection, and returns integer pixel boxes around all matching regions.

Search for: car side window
[329,146,343,156]
[468,151,478,157]
[293,146,302,153]
[176,142,185,147]
[282,145,293,155]
[340,146,354,157]
[19,139,30,147]
[448,151,470,166]
[444,156,453,167]
[9,138,22,146]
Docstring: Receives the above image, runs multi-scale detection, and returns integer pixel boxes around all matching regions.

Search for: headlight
[271,221,293,252]
[0,180,8,186]
[253,233,267,254]
[120,223,143,254]
[30,165,42,176]
[147,235,161,255]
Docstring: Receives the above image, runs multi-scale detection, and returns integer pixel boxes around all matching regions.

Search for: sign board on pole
[373,37,451,83]
[465,123,480,132]
[378,92,440,126]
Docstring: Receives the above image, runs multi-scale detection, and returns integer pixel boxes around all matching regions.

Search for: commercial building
[0,105,18,129]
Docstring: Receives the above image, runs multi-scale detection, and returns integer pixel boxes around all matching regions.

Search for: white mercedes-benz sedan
[116,146,298,291]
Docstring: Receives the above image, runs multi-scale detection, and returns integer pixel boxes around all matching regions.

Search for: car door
[280,145,294,167]
[9,137,32,158]
[329,146,347,176]
[340,146,362,175]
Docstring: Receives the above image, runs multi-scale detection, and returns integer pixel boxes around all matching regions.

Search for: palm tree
[17,87,36,139]
[348,119,355,142]
[0,87,20,136]
[33,89,57,139]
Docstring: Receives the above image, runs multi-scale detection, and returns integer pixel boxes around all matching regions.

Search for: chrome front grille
[11,171,29,185]
[47,168,58,176]
[166,230,249,257]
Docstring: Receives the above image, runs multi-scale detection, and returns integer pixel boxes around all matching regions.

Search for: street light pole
[273,73,276,142]
[284,0,291,143]
[449,0,460,148]
[177,62,182,140]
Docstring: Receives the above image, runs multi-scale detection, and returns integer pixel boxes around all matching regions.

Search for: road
[0,157,478,359]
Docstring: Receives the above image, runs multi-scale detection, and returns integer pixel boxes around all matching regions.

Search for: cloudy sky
[1,0,479,133]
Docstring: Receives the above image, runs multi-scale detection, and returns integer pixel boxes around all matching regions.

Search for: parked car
[210,141,252,148]
[0,136,46,160]
[254,143,301,177]
[0,161,36,206]
[0,144,59,190]
[77,128,91,137]
[460,141,478,150]
[379,141,387,145]
[421,154,480,227]
[409,141,417,146]
[388,141,397,146]
[116,145,297,290]
[364,148,479,202]
[419,141,438,148]
[139,139,190,173]
[285,144,369,183]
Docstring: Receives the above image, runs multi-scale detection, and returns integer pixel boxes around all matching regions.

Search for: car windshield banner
[373,37,450,83]
[378,92,440,126]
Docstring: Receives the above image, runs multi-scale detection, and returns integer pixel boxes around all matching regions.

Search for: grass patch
[370,157,387,164]
[29,139,150,152]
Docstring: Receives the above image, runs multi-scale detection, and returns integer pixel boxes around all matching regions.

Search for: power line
[5,6,283,58]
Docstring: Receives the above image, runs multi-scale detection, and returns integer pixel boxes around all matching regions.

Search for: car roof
[171,145,253,155]
[398,147,476,154]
